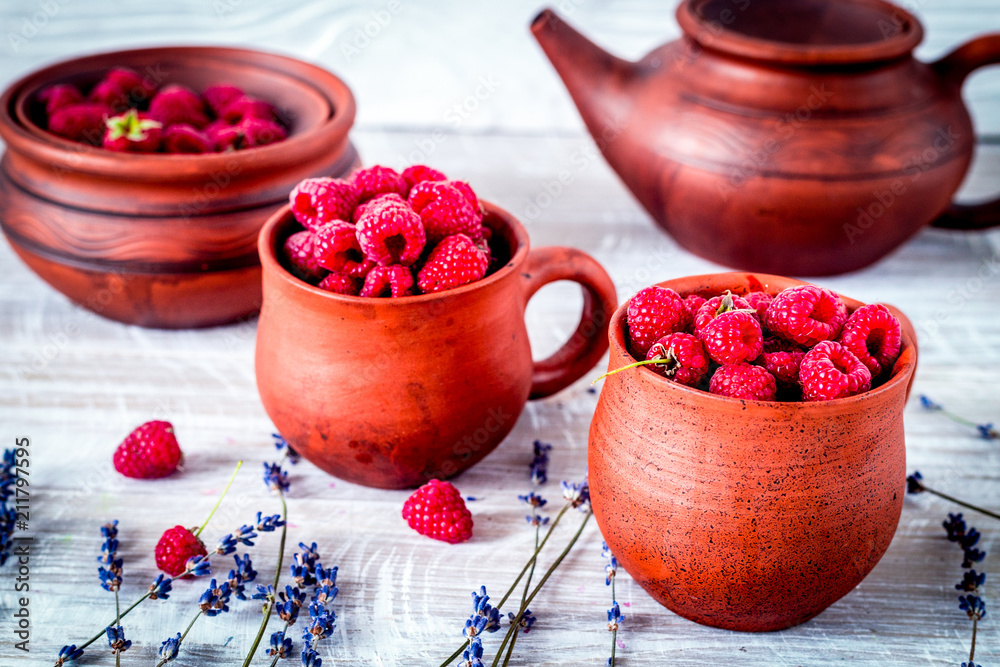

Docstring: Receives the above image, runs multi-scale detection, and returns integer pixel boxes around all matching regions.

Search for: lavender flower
[264,462,290,494]
[606,601,624,632]
[919,395,942,410]
[198,579,233,617]
[215,533,239,556]
[158,633,181,663]
[0,505,16,567]
[957,570,986,593]
[602,541,618,586]
[944,513,968,541]
[148,574,173,600]
[184,554,211,577]
[301,646,322,667]
[465,586,501,638]
[54,644,84,666]
[977,423,999,439]
[313,565,339,605]
[272,585,307,625]
[905,471,924,494]
[227,554,257,601]
[97,520,123,593]
[959,594,987,621]
[269,630,293,659]
[273,433,301,464]
[530,440,553,485]
[105,625,131,654]
[302,602,336,642]
[561,480,591,511]
[256,512,285,532]
[461,637,484,667]
[508,609,537,634]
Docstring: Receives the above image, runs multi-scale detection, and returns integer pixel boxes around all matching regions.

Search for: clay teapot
[532,0,1000,275]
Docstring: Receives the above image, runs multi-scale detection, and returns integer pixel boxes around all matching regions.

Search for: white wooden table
[2,2,1000,665]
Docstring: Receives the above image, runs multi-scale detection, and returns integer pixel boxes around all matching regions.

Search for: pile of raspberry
[624,281,903,402]
[37,66,287,153]
[281,164,493,297]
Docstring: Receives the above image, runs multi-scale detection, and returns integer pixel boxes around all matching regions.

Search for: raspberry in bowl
[254,171,618,489]
[588,272,917,631]
[0,47,358,328]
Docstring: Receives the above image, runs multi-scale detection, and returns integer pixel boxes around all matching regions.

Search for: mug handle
[930,34,1000,231]
[521,246,618,399]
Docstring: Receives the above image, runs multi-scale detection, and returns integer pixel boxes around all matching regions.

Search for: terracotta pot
[255,203,618,489]
[588,272,918,631]
[0,46,358,328]
[532,0,1000,275]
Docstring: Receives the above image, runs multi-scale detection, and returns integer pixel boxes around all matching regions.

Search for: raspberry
[408,181,483,243]
[401,164,446,194]
[149,84,209,128]
[113,420,183,479]
[693,292,753,335]
[89,67,153,111]
[838,304,902,378]
[361,265,414,297]
[799,341,872,401]
[282,230,326,283]
[235,117,287,147]
[202,84,244,116]
[644,332,710,386]
[318,272,360,296]
[401,479,473,544]
[313,221,372,277]
[745,291,773,321]
[699,310,763,365]
[351,193,404,224]
[351,165,407,203]
[447,180,481,212]
[163,124,212,154]
[709,363,777,401]
[626,286,690,357]
[682,294,706,328]
[755,337,805,388]
[220,95,276,123]
[48,103,110,144]
[355,197,425,265]
[102,110,163,152]
[37,83,83,115]
[416,234,489,294]
[289,178,360,231]
[765,285,848,347]
[155,526,207,576]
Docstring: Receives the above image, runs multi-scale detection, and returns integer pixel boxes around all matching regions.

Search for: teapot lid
[677,0,923,65]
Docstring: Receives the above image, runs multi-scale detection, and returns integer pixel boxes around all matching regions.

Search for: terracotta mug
[256,202,618,489]
[589,272,918,631]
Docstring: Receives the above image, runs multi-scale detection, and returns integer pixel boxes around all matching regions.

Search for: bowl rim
[605,271,918,410]
[258,200,531,305]
[0,45,355,179]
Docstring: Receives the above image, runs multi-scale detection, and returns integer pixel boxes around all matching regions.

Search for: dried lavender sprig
[919,395,998,440]
[906,472,1000,522]
[602,542,621,667]
[0,449,17,568]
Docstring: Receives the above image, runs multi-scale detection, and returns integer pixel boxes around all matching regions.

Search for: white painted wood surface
[1,2,1000,666]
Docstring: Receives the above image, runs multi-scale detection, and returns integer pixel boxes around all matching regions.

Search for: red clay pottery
[255,202,618,489]
[532,0,1000,275]
[0,47,358,328]
[589,272,918,631]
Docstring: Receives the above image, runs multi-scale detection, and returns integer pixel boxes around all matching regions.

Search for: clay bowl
[589,272,918,631]
[255,202,618,489]
[0,46,358,328]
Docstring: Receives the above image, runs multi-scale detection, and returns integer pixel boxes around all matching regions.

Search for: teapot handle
[930,35,1000,230]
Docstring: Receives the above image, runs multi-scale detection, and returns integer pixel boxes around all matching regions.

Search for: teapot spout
[531,8,636,135]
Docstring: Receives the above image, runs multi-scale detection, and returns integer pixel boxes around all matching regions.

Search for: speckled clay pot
[256,202,617,489]
[589,272,918,631]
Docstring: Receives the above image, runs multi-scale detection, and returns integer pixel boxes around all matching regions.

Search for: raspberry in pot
[163,124,212,154]
[799,340,872,401]
[351,165,408,203]
[626,286,690,357]
[765,285,848,347]
[693,291,753,335]
[837,304,902,378]
[682,294,706,329]
[37,83,84,115]
[102,110,163,153]
[89,67,154,111]
[355,197,426,266]
[236,117,287,147]
[48,103,111,144]
[447,180,481,212]
[709,363,777,401]
[113,420,183,479]
[755,336,806,388]
[408,180,483,244]
[282,230,327,283]
[202,84,244,116]
[220,95,276,123]
[289,178,360,231]
[318,272,361,296]
[745,291,773,322]
[313,221,369,276]
[148,84,209,129]
[361,265,415,298]
[401,164,447,194]
[155,526,207,576]
[401,479,474,544]
[416,234,489,294]
[644,333,710,386]
[699,310,763,365]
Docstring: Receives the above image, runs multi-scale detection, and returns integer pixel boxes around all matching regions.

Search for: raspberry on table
[355,197,426,266]
[401,479,474,544]
[627,286,691,357]
[416,234,489,294]
[313,221,371,277]
[838,304,902,378]
[282,230,327,283]
[401,164,447,194]
[48,103,111,144]
[148,84,209,128]
[799,340,872,401]
[644,332,710,386]
[163,124,212,154]
[709,363,777,401]
[361,264,414,298]
[351,165,408,203]
[699,310,763,365]
[38,83,84,115]
[765,285,848,347]
[755,336,806,388]
[155,526,208,576]
[289,178,360,231]
[318,272,360,296]
[113,420,183,479]
[407,180,483,243]
[202,84,244,116]
[693,291,753,335]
